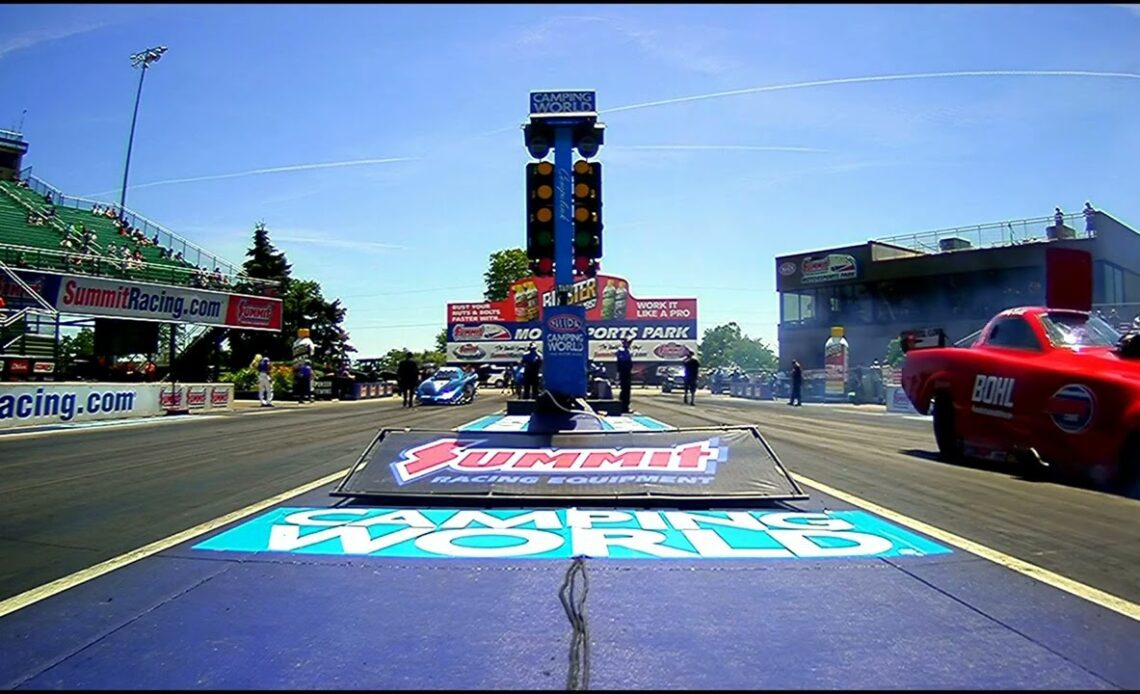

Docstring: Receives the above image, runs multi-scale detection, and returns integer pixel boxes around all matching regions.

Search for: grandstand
[0,131,281,381]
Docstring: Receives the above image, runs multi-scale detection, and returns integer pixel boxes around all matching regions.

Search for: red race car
[900,306,1140,492]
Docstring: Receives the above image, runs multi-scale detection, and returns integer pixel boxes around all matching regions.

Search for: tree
[729,336,778,372]
[698,322,743,369]
[227,222,354,370]
[282,279,356,369]
[57,327,94,373]
[435,327,448,353]
[698,322,777,371]
[241,221,292,288]
[484,248,530,302]
[884,336,905,367]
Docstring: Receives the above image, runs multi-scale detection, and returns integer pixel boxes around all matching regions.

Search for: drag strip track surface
[637,392,1140,605]
[0,397,507,602]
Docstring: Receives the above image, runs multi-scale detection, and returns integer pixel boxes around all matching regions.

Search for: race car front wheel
[932,393,963,463]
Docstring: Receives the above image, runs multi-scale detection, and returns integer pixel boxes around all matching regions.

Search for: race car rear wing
[899,327,949,353]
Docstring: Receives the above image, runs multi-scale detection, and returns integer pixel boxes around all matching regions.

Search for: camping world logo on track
[390,438,725,484]
[1047,384,1096,434]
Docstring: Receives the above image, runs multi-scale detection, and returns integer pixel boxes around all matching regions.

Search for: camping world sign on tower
[530,91,597,116]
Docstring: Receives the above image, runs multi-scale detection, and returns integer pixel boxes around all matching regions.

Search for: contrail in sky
[83,157,418,197]
[613,145,829,153]
[601,70,1140,114]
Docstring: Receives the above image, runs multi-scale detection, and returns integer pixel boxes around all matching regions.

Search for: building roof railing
[873,212,1094,256]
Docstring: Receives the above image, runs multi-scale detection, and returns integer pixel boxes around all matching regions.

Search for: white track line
[0,467,349,619]
[793,472,1140,622]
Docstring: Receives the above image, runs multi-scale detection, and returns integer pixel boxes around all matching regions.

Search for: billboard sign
[3,270,283,332]
[530,90,597,117]
[447,274,697,363]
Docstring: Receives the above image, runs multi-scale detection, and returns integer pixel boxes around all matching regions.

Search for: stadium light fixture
[119,45,168,215]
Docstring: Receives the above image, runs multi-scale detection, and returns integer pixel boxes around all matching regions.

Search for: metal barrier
[875,212,1094,255]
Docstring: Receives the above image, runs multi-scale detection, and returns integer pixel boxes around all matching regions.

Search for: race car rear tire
[932,393,963,463]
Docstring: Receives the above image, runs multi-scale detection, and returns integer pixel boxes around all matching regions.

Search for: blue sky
[2,3,1139,358]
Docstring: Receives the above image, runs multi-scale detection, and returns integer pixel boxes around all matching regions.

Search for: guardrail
[875,212,1094,255]
[0,241,271,294]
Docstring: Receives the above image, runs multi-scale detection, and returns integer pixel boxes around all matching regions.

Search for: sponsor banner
[33,361,55,374]
[194,507,951,560]
[542,305,587,395]
[12,270,282,332]
[885,385,920,415]
[0,382,163,428]
[801,253,857,284]
[447,274,696,363]
[332,427,804,501]
[0,382,233,428]
[530,90,597,116]
[161,383,235,413]
[0,272,61,309]
[447,339,699,364]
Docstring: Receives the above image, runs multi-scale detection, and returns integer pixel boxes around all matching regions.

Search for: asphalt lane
[4,388,1139,611]
[635,390,1140,605]
[0,396,506,602]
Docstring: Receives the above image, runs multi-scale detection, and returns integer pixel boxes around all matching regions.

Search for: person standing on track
[254,353,273,407]
[397,352,419,408]
[616,338,633,413]
[682,350,700,406]
[789,360,803,407]
[521,344,542,400]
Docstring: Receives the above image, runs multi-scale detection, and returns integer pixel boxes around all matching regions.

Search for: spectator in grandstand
[152,232,160,246]
[397,352,419,408]
[43,191,53,204]
[1084,202,1097,236]
[254,353,273,407]
[175,251,184,262]
[92,204,102,216]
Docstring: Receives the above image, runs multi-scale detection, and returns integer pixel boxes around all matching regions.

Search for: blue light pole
[119,45,167,214]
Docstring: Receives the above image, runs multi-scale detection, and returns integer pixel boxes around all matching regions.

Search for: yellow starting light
[574,182,590,199]
[537,161,554,176]
[575,206,591,222]
[537,208,553,223]
[538,184,553,200]
[573,160,591,175]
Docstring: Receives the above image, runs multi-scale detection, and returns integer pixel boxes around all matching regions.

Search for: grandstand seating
[0,179,199,284]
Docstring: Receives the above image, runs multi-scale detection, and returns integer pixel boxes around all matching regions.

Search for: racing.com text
[0,388,139,423]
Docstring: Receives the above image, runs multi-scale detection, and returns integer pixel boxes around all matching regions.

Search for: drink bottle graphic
[613,281,628,319]
[601,281,616,319]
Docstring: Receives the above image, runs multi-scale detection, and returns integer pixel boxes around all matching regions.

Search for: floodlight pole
[118,46,166,215]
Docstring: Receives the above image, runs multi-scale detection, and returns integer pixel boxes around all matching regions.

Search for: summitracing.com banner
[446,273,697,363]
[2,270,282,332]
[333,426,804,502]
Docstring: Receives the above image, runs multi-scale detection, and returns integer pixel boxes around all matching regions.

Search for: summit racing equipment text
[390,438,723,484]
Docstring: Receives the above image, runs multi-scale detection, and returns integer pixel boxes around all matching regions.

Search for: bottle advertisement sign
[446,274,697,364]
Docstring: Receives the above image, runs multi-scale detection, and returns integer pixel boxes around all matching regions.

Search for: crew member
[789,360,803,407]
[682,350,700,406]
[616,338,633,413]
[521,343,542,400]
[297,360,313,404]
[397,351,419,408]
[254,353,273,407]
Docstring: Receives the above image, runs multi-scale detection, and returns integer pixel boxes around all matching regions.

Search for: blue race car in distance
[416,366,479,405]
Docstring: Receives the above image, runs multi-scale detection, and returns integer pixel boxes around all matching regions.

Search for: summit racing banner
[446,273,697,363]
[3,270,283,332]
[194,507,951,560]
[332,426,804,502]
